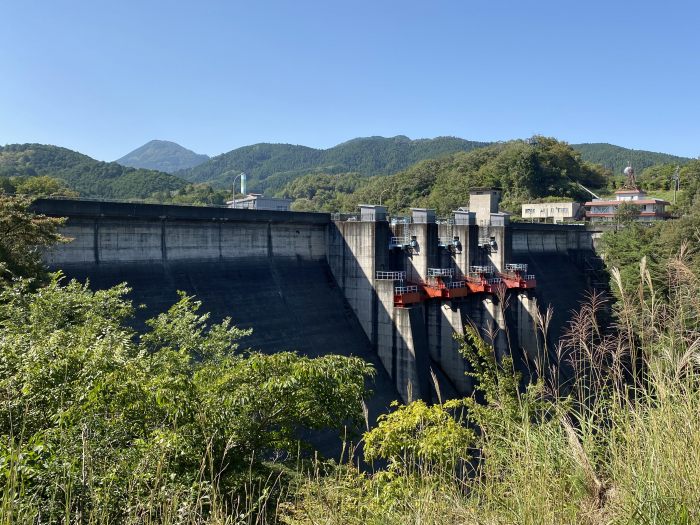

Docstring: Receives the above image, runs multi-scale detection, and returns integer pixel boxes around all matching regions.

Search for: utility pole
[672,166,680,205]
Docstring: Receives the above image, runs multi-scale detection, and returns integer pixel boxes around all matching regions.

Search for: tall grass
[285,249,700,524]
[1,435,290,525]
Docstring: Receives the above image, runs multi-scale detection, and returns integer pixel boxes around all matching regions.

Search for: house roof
[614,189,645,194]
[584,199,670,206]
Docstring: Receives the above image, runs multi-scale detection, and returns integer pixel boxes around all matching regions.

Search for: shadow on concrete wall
[53,257,399,459]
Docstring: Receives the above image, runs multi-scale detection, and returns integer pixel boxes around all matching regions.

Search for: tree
[615,201,641,226]
[13,175,78,197]
[0,281,375,519]
[0,194,66,282]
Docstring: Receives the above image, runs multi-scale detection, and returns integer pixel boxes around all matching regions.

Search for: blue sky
[1,1,698,161]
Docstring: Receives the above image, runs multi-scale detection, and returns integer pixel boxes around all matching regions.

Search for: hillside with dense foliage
[280,137,610,215]
[0,144,187,199]
[572,142,691,175]
[116,139,210,173]
[176,135,489,193]
[3,139,690,208]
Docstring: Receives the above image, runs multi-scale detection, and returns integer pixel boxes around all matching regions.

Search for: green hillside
[280,137,609,216]
[571,143,691,175]
[176,136,489,193]
[0,144,187,199]
[116,139,209,173]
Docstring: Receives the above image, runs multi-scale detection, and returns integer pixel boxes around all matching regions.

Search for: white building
[226,194,293,211]
[521,202,582,223]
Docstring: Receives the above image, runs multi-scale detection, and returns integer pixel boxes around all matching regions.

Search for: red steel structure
[381,264,536,308]
[498,263,537,290]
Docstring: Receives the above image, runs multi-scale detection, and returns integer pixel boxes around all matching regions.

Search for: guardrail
[23,194,233,207]
[376,271,406,280]
[469,265,495,274]
[505,263,528,272]
[395,285,419,294]
[428,268,454,277]
[331,213,359,221]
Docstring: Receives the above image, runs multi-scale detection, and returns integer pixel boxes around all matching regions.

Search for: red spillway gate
[499,263,537,290]
[394,284,423,306]
[422,268,469,300]
[379,264,536,308]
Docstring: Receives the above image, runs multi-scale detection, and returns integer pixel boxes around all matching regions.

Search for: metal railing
[447,280,466,289]
[487,277,503,284]
[376,271,406,280]
[395,285,418,294]
[331,213,359,221]
[469,265,495,274]
[28,194,233,206]
[428,268,454,277]
[526,274,536,281]
[505,263,528,272]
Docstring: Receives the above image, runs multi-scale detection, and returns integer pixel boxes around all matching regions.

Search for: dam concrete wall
[32,199,601,408]
[38,200,328,266]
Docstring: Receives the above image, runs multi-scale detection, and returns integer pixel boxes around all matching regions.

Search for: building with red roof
[584,188,669,223]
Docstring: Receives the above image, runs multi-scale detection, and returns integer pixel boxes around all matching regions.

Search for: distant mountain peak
[117,140,209,173]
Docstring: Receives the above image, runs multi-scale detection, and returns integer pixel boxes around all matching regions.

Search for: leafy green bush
[0,194,66,283]
[0,278,374,522]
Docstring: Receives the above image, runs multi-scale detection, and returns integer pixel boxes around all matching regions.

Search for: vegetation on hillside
[598,159,700,294]
[572,142,691,176]
[148,183,231,206]
[116,139,209,173]
[280,173,368,212]
[0,144,187,199]
[176,136,489,194]
[278,137,610,216]
[3,138,693,211]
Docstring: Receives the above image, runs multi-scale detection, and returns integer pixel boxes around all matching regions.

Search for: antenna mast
[623,165,638,190]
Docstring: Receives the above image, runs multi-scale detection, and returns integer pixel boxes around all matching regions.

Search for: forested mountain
[2,139,690,205]
[280,137,610,216]
[571,143,691,175]
[116,140,209,173]
[176,136,489,193]
[0,144,186,199]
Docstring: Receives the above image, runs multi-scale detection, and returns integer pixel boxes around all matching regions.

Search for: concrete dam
[32,198,602,418]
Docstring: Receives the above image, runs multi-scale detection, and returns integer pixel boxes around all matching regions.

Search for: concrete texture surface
[55,258,400,457]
